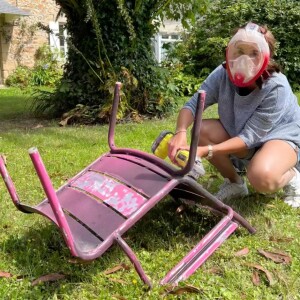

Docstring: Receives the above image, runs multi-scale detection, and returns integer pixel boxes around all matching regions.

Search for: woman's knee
[247,167,280,193]
[199,122,211,142]
[247,140,297,193]
[200,119,230,144]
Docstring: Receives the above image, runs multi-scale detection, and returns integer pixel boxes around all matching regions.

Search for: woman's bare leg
[247,140,298,193]
[200,119,248,183]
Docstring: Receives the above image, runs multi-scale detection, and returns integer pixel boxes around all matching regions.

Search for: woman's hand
[168,131,188,164]
[168,108,194,165]
[196,146,210,158]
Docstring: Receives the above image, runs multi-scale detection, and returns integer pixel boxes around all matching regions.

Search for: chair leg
[0,155,32,213]
[29,147,78,257]
[115,233,152,288]
[161,207,238,285]
[0,155,20,206]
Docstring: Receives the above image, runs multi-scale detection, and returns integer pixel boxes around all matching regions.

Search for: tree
[33,0,209,123]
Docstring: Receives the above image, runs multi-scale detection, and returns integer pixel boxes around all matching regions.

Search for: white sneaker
[283,168,300,208]
[214,178,248,201]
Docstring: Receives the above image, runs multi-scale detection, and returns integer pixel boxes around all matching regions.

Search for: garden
[0,0,300,299]
[0,88,299,299]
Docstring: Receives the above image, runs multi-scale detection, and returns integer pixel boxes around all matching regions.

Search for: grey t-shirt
[184,65,300,150]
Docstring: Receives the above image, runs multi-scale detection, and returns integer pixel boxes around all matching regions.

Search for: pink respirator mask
[226,23,270,87]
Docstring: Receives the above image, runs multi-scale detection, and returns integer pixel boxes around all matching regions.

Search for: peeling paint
[71,171,147,217]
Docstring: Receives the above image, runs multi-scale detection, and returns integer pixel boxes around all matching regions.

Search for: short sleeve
[183,65,224,116]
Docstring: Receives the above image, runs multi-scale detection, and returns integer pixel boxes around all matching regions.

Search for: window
[58,23,67,57]
[152,33,181,63]
[49,21,68,61]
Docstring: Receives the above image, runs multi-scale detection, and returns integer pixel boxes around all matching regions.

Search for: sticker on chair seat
[71,171,147,217]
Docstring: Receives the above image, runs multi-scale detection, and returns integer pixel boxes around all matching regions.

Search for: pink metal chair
[0,83,255,287]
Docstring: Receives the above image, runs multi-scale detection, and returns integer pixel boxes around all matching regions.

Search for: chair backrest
[174,90,206,176]
[107,82,206,177]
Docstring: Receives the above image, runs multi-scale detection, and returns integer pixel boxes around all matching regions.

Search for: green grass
[0,88,300,299]
[0,88,33,120]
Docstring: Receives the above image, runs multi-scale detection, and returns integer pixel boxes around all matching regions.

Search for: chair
[0,82,255,287]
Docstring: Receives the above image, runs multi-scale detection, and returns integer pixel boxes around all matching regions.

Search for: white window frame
[152,33,181,63]
[49,21,68,61]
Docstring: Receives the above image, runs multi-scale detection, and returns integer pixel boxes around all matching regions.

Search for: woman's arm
[168,108,194,162]
[197,136,248,158]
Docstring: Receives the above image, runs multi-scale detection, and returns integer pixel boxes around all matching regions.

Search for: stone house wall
[0,0,61,83]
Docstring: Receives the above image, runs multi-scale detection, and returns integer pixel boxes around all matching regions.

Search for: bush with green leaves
[31,44,63,86]
[5,66,32,87]
[33,0,171,120]
[168,0,300,90]
[161,58,205,97]
[6,44,63,88]
[31,0,209,121]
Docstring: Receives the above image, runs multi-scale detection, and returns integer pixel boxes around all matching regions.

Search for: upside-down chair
[0,83,255,287]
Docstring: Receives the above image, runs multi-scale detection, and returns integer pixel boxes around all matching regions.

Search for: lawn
[0,88,299,299]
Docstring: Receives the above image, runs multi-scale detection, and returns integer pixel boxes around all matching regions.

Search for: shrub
[169,0,300,90]
[5,66,32,87]
[6,44,63,88]
[32,0,181,121]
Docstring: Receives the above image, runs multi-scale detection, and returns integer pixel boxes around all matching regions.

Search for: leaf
[1,154,7,165]
[252,271,260,286]
[264,217,273,228]
[176,204,186,214]
[104,263,130,275]
[164,284,203,296]
[234,247,250,257]
[205,174,218,189]
[264,194,277,199]
[108,278,127,284]
[31,273,66,286]
[16,274,27,281]
[273,269,289,288]
[32,124,44,129]
[246,264,275,286]
[269,236,294,243]
[59,116,72,127]
[68,258,93,264]
[258,249,292,264]
[204,267,223,275]
[112,295,127,300]
[179,199,197,207]
[0,271,13,278]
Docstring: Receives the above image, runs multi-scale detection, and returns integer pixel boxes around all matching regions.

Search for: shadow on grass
[200,175,274,221]
[0,197,222,280]
[1,190,272,265]
[224,189,277,221]
[125,197,221,251]
[0,219,126,297]
[0,117,58,133]
[0,174,276,297]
